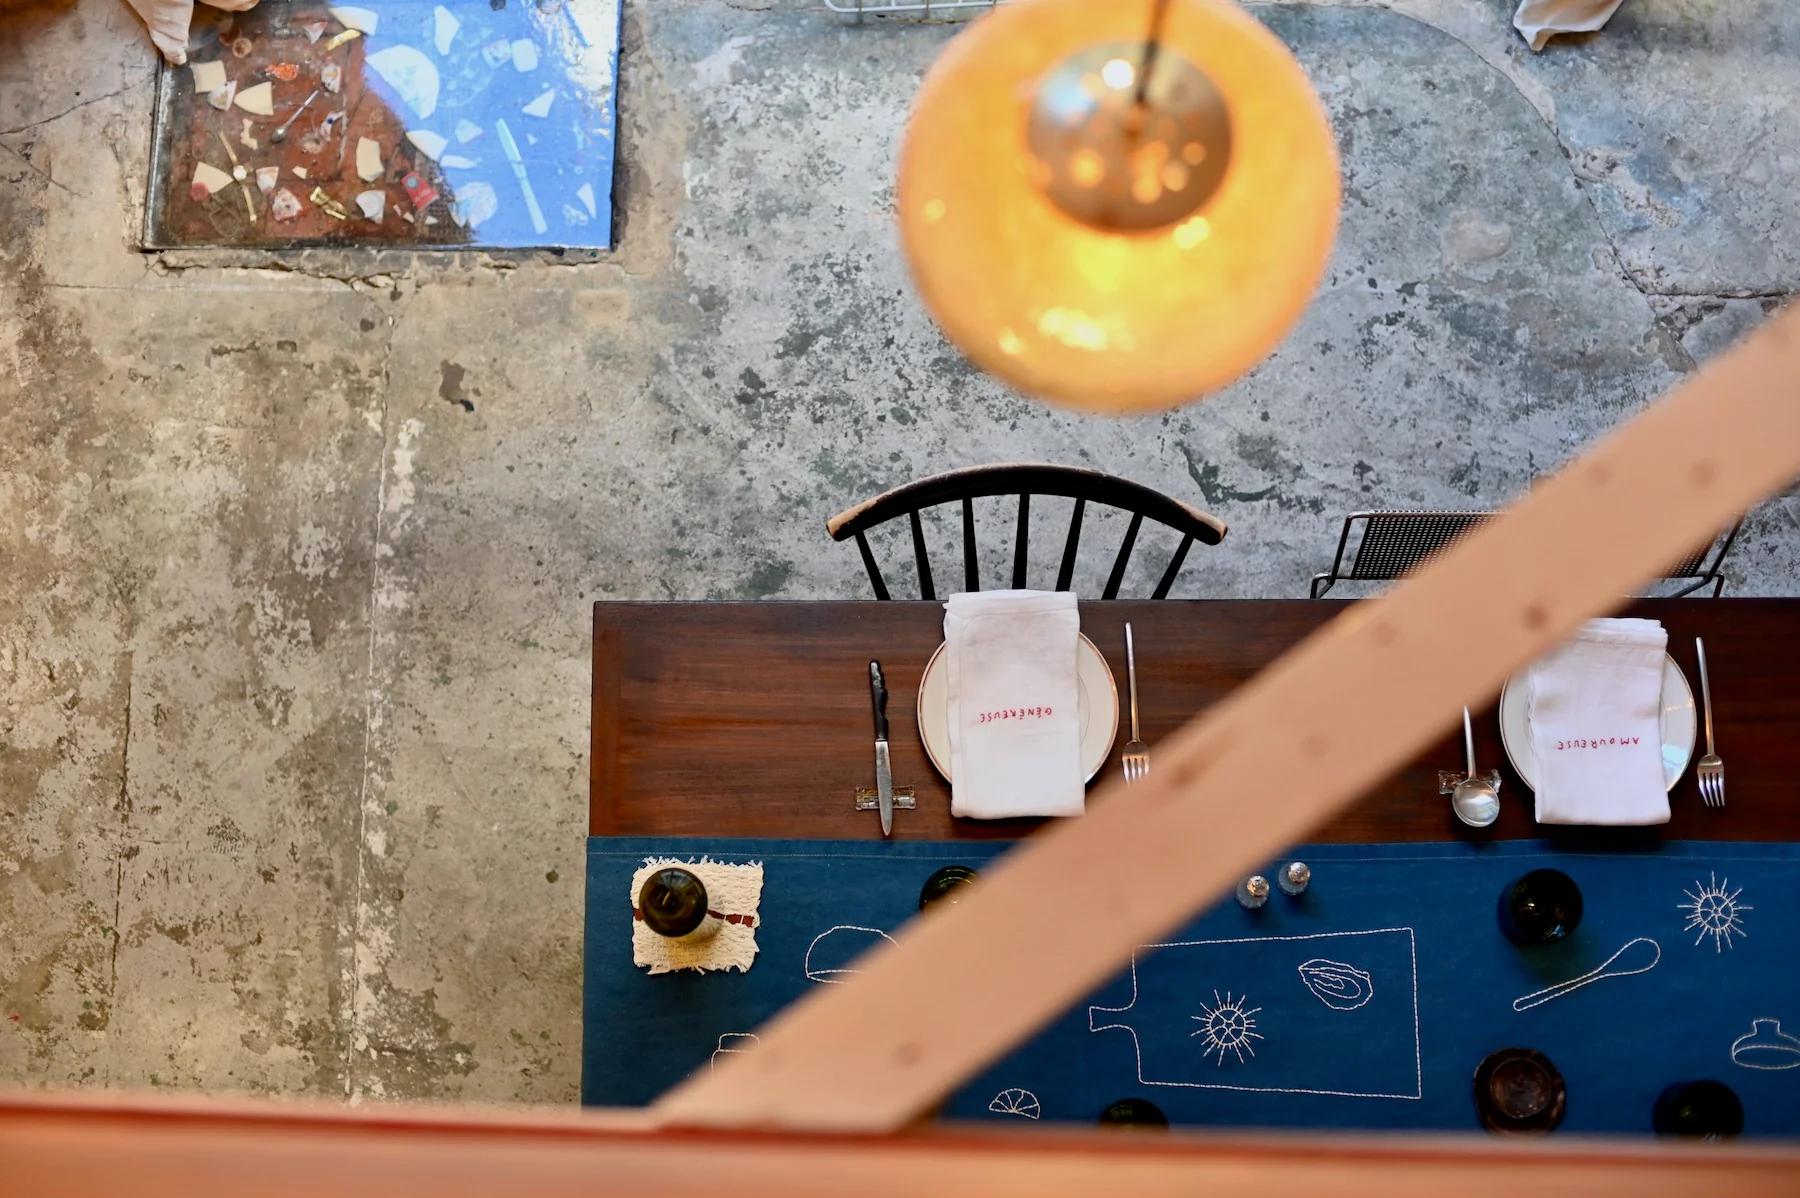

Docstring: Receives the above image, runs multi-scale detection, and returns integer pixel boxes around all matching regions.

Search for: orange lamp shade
[897,0,1340,413]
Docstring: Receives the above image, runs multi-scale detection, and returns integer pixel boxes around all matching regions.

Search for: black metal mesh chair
[826,464,1227,600]
[1309,510,1743,598]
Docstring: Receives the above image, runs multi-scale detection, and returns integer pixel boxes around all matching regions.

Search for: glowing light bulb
[1100,56,1136,89]
[898,0,1340,412]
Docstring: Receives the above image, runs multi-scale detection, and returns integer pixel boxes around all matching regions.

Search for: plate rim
[916,633,1120,785]
[1497,652,1695,792]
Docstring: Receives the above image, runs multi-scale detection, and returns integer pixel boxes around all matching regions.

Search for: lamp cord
[1134,0,1173,108]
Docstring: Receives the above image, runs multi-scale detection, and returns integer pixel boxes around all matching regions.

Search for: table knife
[869,660,893,837]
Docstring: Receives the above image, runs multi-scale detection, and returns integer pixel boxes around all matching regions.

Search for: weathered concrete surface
[1,0,1795,1105]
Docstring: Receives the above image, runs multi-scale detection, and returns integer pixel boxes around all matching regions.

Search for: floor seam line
[104,644,134,1077]
[348,360,395,1101]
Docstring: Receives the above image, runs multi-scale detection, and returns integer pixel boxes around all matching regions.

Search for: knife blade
[869,660,893,837]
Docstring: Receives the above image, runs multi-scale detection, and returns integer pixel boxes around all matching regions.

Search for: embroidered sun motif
[1190,989,1264,1065]
[1679,873,1752,952]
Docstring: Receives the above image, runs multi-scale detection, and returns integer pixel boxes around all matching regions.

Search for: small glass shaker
[1236,875,1270,910]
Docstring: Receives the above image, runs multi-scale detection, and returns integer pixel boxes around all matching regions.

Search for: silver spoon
[1452,706,1500,828]
[271,88,321,143]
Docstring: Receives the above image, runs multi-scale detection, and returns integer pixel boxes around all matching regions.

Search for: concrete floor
[1,0,1796,1104]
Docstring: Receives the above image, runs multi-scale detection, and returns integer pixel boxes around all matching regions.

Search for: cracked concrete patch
[1651,294,1792,363]
[1507,0,1800,297]
[0,82,144,139]
[2,0,1797,1109]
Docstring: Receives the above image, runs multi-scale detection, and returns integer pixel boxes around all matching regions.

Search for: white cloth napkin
[1513,0,1628,52]
[1527,617,1669,825]
[945,590,1083,819]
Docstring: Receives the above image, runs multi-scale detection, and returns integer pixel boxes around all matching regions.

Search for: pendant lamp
[897,0,1340,412]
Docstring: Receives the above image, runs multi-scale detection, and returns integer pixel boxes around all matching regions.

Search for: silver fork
[1122,623,1149,783]
[1695,636,1724,807]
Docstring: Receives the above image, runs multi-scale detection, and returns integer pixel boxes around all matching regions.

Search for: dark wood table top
[590,599,1800,844]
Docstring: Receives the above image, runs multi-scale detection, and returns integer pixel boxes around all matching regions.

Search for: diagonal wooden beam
[657,305,1800,1131]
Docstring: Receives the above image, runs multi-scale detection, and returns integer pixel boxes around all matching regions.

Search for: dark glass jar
[637,868,721,942]
[1098,1098,1169,1128]
[919,865,979,911]
[1653,1080,1743,1139]
[1498,869,1583,945]
[1473,1047,1566,1133]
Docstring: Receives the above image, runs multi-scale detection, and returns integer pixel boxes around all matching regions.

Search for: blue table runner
[583,837,1800,1136]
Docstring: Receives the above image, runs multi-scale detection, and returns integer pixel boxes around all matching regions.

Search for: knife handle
[869,660,889,741]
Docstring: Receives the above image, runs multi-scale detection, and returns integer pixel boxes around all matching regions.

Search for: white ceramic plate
[1498,654,1696,792]
[916,634,1119,784]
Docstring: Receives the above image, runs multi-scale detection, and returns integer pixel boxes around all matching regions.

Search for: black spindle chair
[825,464,1227,600]
[1309,510,1743,598]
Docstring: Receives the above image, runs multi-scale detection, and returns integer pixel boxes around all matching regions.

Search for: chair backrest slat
[1055,498,1086,592]
[826,464,1227,601]
[1012,493,1030,590]
[961,498,979,593]
[1151,533,1194,600]
[909,509,936,602]
[1101,511,1143,600]
[854,530,890,601]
